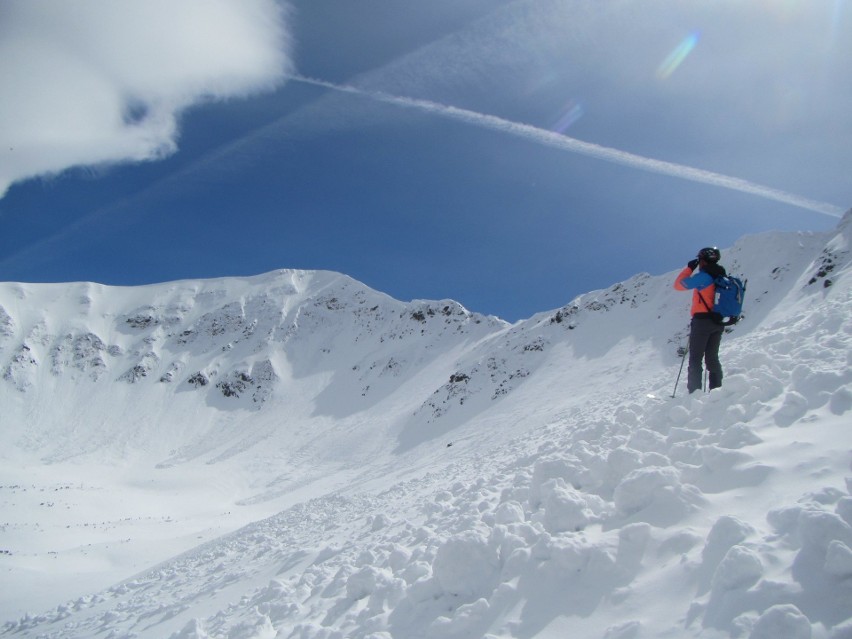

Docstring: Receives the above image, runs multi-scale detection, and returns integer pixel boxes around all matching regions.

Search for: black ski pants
[687,316,724,393]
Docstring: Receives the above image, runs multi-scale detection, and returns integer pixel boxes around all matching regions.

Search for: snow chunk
[603,446,670,494]
[613,466,703,524]
[529,457,587,505]
[370,514,392,531]
[346,566,382,600]
[718,423,763,449]
[667,405,691,426]
[429,597,491,637]
[712,545,763,592]
[494,501,525,525]
[542,481,604,533]
[749,604,812,639]
[792,365,847,408]
[798,510,852,552]
[774,391,809,427]
[703,516,755,566]
[432,531,498,600]
[627,428,667,454]
[767,505,804,536]
[824,540,852,577]
[829,386,852,415]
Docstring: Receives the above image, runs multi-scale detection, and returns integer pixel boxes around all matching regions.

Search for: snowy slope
[1,212,851,638]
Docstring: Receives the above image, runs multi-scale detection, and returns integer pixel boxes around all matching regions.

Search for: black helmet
[697,247,720,263]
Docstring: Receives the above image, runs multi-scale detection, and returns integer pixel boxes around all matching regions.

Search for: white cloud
[0,0,292,198]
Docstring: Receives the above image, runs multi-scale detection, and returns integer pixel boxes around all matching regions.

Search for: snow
[1,211,851,638]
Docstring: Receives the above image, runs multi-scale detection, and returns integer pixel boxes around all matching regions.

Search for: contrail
[290,74,845,219]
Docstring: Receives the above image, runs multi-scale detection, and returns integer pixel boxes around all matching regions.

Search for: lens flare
[551,99,584,133]
[657,31,700,80]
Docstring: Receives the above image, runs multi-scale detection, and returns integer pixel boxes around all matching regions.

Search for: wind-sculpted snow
[1,212,851,637]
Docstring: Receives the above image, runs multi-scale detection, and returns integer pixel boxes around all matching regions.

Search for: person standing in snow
[674,247,726,394]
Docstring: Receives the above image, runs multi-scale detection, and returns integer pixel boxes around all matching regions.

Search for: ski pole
[671,345,688,398]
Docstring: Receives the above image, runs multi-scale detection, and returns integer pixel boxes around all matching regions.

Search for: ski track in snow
[0,212,851,638]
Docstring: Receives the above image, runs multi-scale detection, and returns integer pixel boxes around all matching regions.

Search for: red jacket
[674,266,716,317]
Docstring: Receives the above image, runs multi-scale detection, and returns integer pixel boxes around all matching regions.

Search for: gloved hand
[687,258,699,271]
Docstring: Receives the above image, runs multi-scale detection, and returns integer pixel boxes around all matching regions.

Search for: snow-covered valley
[1,212,851,638]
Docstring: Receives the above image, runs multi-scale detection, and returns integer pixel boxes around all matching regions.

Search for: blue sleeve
[679,271,713,290]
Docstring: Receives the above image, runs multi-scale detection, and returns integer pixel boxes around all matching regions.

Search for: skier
[674,247,726,393]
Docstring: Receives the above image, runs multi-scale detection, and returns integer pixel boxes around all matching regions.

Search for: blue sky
[1,0,849,321]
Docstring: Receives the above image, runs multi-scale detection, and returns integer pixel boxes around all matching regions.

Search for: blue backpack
[703,275,746,325]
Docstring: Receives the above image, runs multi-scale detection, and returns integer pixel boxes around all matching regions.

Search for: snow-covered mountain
[1,212,851,638]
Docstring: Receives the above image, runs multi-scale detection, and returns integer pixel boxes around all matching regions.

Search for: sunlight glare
[551,99,584,133]
[656,31,700,80]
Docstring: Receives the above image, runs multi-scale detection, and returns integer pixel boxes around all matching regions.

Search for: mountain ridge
[1,211,851,637]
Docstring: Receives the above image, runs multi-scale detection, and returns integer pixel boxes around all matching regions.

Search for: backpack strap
[697,282,715,314]
[696,278,725,325]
